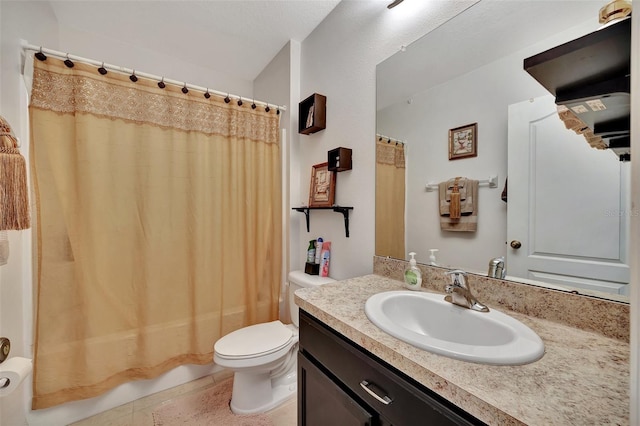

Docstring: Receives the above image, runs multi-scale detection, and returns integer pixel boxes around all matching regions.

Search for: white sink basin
[365,291,544,365]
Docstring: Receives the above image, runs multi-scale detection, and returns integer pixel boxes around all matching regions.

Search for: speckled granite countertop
[295,275,629,426]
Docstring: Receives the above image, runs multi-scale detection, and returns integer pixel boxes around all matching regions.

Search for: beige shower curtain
[29,58,282,409]
[375,138,406,259]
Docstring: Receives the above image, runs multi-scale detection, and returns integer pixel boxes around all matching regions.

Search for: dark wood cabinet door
[299,352,376,426]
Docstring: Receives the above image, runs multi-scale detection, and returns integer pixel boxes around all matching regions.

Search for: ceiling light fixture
[387,0,404,9]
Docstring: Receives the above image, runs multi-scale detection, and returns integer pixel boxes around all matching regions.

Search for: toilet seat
[214,320,294,360]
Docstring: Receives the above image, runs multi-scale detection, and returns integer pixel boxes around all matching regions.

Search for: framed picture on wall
[308,162,336,207]
[449,123,478,160]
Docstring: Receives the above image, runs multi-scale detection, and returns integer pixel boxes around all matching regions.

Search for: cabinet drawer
[299,310,485,426]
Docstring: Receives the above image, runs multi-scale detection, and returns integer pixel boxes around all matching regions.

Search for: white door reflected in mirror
[507,95,630,296]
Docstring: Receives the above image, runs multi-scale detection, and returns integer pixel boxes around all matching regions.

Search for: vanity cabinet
[298,310,485,426]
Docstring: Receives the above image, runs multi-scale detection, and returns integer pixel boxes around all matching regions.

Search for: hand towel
[439,178,474,216]
[439,178,479,232]
[557,107,607,150]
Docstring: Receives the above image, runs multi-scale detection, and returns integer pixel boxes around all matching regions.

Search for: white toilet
[213,270,335,414]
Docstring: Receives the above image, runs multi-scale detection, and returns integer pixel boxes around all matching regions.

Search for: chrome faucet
[488,256,506,279]
[444,270,489,312]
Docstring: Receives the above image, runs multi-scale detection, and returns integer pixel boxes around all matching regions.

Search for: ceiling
[48,0,342,82]
[377,1,603,110]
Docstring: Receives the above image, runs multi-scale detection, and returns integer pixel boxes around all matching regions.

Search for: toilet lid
[214,320,293,359]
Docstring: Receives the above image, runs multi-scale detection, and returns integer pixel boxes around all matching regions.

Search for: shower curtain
[375,138,406,259]
[29,57,282,409]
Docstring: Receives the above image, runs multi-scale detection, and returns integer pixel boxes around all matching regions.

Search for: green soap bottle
[403,252,422,290]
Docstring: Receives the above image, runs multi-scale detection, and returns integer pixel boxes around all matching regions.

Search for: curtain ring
[129,70,138,83]
[35,47,47,61]
[98,62,108,75]
[181,83,189,94]
[224,94,231,103]
[265,104,270,113]
[251,99,257,110]
[237,97,243,106]
[276,107,280,115]
[64,54,74,68]
[157,77,166,89]
[204,88,211,99]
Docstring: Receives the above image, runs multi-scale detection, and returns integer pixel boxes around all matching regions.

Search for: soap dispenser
[429,249,439,266]
[404,252,422,290]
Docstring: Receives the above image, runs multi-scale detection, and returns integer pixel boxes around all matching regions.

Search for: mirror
[376,0,630,302]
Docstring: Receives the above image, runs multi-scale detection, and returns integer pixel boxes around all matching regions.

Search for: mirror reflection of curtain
[29,58,282,409]
[375,138,405,259]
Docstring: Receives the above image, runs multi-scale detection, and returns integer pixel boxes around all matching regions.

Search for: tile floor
[69,370,297,426]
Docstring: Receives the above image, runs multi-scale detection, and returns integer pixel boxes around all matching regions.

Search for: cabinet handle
[360,380,392,405]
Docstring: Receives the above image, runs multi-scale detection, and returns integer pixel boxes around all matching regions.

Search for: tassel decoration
[0,116,31,230]
[449,177,461,219]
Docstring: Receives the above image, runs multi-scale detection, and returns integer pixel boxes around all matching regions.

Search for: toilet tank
[288,270,335,327]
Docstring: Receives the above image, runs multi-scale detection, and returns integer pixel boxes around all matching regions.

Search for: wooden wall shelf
[299,93,326,135]
[292,206,354,237]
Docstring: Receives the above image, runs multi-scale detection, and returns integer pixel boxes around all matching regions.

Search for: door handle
[360,380,392,405]
[510,240,522,249]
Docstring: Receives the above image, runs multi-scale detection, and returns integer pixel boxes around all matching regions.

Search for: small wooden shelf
[328,147,352,172]
[299,93,326,135]
[292,206,354,237]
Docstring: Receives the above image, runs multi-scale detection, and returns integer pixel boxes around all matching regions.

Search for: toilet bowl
[213,270,335,414]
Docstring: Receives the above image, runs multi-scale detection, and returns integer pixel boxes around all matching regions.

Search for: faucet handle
[445,269,468,289]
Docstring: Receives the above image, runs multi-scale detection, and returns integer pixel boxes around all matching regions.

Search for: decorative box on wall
[299,93,326,134]
[328,147,352,172]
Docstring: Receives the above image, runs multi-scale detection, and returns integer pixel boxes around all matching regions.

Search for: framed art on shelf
[308,162,336,207]
[449,123,478,160]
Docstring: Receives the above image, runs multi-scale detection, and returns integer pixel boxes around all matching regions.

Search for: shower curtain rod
[22,43,287,111]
